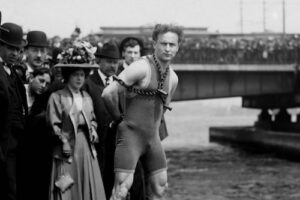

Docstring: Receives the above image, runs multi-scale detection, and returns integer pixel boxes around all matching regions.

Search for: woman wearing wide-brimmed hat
[46,41,106,200]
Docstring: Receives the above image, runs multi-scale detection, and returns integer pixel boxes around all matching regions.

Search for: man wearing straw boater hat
[0,22,28,200]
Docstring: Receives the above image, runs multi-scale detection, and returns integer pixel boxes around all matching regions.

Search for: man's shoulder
[86,72,104,88]
[126,57,150,75]
[169,67,177,76]
[85,73,97,85]
[130,57,149,67]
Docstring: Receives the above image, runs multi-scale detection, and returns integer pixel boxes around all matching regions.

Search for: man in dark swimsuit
[102,24,183,200]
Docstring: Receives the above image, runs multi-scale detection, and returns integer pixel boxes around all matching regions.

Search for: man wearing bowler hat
[25,30,49,81]
[85,40,121,198]
[0,22,28,200]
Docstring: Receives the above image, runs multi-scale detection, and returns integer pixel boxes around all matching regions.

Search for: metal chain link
[153,54,169,90]
[114,54,169,97]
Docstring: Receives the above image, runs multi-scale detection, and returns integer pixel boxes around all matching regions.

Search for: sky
[1,0,300,38]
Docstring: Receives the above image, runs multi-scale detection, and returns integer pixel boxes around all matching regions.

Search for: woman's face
[67,69,85,91]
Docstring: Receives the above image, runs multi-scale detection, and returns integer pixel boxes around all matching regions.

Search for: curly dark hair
[123,39,140,50]
[61,67,90,83]
[32,67,51,78]
[152,24,184,44]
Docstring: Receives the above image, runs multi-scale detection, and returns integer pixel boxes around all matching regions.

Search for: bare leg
[110,172,134,200]
[147,170,168,200]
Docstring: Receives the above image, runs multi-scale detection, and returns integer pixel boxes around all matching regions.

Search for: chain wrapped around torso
[113,54,169,99]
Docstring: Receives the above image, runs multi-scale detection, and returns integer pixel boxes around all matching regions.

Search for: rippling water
[163,98,300,200]
[163,97,260,150]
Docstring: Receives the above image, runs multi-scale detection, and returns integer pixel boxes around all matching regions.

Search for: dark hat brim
[26,43,49,48]
[96,53,120,59]
[55,63,99,69]
[0,38,27,48]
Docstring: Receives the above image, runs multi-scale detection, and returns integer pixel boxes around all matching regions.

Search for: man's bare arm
[164,69,178,110]
[102,59,148,121]
[170,70,179,98]
[102,81,123,121]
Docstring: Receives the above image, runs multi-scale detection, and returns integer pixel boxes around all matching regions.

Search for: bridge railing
[173,48,299,65]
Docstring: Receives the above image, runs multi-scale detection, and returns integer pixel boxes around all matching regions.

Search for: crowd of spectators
[48,30,300,65]
[173,35,300,64]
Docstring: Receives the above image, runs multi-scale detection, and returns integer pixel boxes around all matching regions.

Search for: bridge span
[173,64,300,156]
[173,64,298,102]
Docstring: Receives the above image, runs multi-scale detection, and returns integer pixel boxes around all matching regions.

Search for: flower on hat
[57,40,97,64]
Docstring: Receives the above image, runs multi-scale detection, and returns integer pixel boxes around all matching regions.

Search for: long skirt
[49,130,106,200]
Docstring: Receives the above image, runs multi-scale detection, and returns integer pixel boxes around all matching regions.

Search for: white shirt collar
[26,63,33,73]
[25,84,35,113]
[123,61,129,69]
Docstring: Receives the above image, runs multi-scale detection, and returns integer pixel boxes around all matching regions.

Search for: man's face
[99,58,119,77]
[0,44,22,65]
[122,45,141,65]
[29,73,51,95]
[153,32,179,63]
[26,46,47,69]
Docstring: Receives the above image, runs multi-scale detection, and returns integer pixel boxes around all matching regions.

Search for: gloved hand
[62,140,71,158]
[109,115,124,129]
[91,129,99,143]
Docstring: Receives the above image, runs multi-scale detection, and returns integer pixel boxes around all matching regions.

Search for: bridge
[173,64,300,155]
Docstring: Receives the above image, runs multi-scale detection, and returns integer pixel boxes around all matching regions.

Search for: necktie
[105,76,110,86]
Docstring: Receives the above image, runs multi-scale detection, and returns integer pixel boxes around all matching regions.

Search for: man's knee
[115,172,134,187]
[111,172,134,200]
[152,181,168,198]
[148,171,168,198]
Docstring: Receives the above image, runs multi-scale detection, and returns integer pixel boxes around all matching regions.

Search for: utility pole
[282,0,286,37]
[240,0,244,34]
[263,0,266,32]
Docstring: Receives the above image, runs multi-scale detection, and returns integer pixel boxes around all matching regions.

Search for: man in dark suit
[0,22,28,200]
[84,40,121,198]
[24,30,49,82]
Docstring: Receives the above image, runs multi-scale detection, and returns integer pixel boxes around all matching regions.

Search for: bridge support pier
[272,108,295,132]
[296,113,300,123]
[274,108,291,123]
[255,109,272,129]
